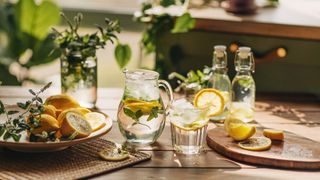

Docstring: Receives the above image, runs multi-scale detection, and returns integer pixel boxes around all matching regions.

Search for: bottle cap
[214,45,226,51]
[238,47,251,59]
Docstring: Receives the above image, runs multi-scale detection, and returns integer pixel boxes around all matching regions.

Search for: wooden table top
[1,86,320,179]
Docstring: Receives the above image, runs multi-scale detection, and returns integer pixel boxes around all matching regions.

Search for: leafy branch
[168,66,212,92]
[135,0,195,55]
[0,82,52,142]
[123,107,164,129]
[53,13,131,68]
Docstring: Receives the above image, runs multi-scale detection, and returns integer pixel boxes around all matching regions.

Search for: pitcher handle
[158,80,174,112]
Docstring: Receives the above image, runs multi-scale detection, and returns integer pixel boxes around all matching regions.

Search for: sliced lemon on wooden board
[99,148,129,161]
[85,112,106,132]
[238,137,272,151]
[263,129,284,141]
[193,88,224,117]
[60,112,92,139]
[228,123,256,141]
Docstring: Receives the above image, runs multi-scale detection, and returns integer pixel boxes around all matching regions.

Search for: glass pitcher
[117,69,173,145]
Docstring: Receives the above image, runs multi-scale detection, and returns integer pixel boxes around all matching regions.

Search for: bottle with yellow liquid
[231,47,255,123]
[208,45,231,121]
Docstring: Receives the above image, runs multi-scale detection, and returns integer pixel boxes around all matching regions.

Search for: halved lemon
[238,137,272,151]
[263,129,284,141]
[224,117,244,133]
[85,112,106,131]
[99,148,129,161]
[45,94,80,111]
[123,99,162,114]
[193,88,224,117]
[60,112,92,139]
[228,123,256,141]
[57,108,91,126]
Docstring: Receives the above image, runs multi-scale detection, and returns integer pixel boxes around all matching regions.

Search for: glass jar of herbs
[60,51,97,108]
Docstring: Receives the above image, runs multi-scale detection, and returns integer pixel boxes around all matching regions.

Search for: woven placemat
[0,139,151,180]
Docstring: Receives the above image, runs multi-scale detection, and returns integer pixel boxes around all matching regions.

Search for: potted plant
[53,13,131,108]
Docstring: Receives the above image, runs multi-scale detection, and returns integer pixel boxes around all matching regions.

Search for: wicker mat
[0,139,151,180]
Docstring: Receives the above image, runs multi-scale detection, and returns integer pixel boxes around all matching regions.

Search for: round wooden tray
[206,127,320,169]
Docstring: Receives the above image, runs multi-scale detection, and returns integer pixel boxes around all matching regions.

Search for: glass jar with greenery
[53,13,131,108]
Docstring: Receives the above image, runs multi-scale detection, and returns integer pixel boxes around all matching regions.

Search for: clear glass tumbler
[169,99,209,154]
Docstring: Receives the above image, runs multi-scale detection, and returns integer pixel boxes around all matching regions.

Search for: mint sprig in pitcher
[117,69,173,145]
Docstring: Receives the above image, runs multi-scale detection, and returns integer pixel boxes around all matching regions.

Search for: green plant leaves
[115,44,131,69]
[15,0,60,40]
[171,13,195,33]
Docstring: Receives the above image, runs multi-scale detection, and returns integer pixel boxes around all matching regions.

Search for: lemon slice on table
[228,122,256,141]
[263,129,284,141]
[99,148,129,161]
[238,137,272,151]
[193,88,224,117]
[85,112,106,132]
[60,112,92,139]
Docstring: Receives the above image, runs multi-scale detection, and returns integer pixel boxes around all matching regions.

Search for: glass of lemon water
[169,99,209,155]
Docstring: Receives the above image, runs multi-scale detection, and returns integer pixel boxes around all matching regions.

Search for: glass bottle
[208,45,231,121]
[60,51,97,108]
[231,47,255,123]
[117,69,173,145]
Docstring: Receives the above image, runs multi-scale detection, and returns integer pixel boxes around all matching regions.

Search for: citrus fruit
[60,112,92,139]
[123,99,162,114]
[57,108,91,126]
[228,123,256,141]
[43,105,57,118]
[193,88,224,117]
[171,119,208,131]
[263,129,284,141]
[45,94,80,111]
[224,117,244,133]
[85,112,106,131]
[99,148,129,161]
[30,114,60,135]
[238,137,272,151]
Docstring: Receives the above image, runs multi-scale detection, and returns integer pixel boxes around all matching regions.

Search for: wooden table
[1,86,320,179]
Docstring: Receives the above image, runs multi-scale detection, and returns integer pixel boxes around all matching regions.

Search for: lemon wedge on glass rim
[193,88,224,117]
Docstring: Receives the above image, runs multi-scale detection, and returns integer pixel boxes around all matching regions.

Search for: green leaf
[11,134,21,142]
[171,13,195,33]
[17,102,26,109]
[3,132,11,140]
[0,101,5,114]
[28,89,36,95]
[0,127,5,137]
[7,110,19,115]
[15,0,60,40]
[123,108,137,120]
[115,44,131,69]
[135,110,143,119]
[147,108,158,121]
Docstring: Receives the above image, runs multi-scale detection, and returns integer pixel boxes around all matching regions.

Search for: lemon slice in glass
[193,88,224,117]
[238,137,272,151]
[85,112,106,132]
